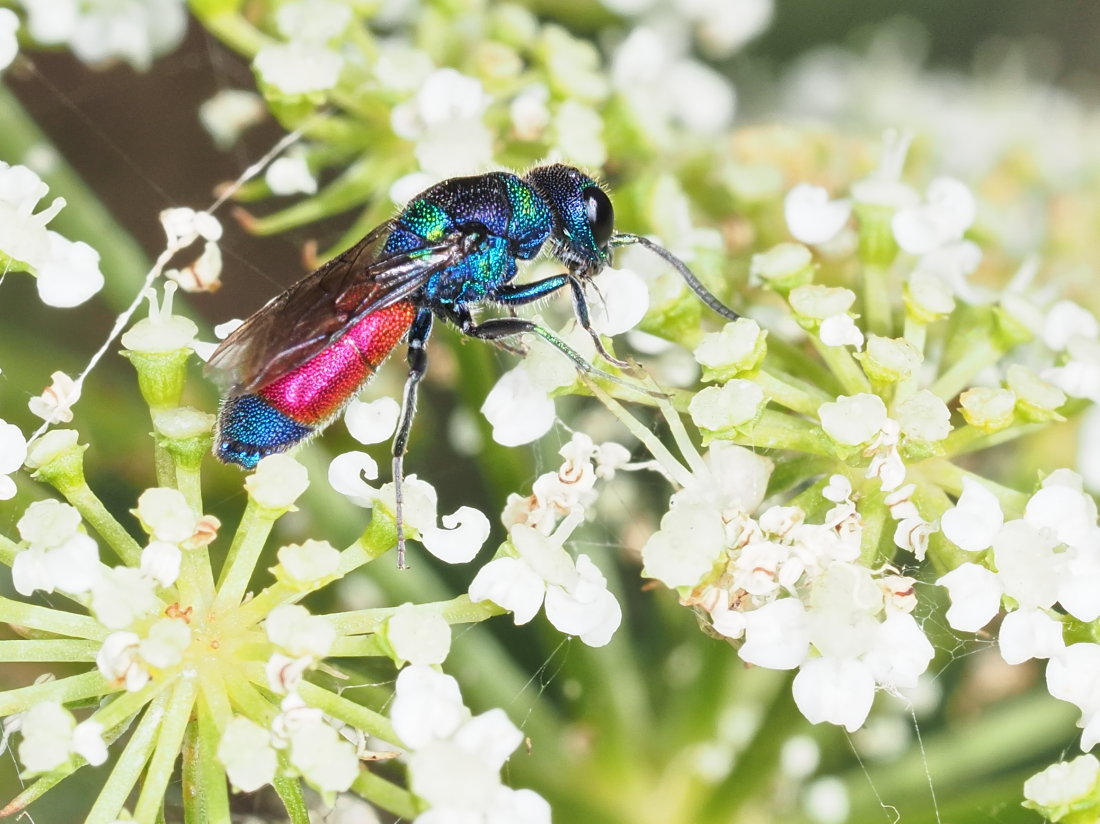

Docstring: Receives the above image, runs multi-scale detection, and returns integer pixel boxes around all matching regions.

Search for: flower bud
[25,430,87,493]
[749,243,814,293]
[153,407,215,472]
[904,270,955,322]
[819,394,887,447]
[245,454,310,513]
[896,389,953,447]
[856,335,922,384]
[789,285,857,332]
[959,387,1016,432]
[1006,364,1066,422]
[275,539,341,589]
[693,318,767,382]
[1023,754,1100,822]
[689,380,766,438]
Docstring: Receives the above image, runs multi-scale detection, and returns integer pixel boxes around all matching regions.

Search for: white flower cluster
[218,693,359,796]
[643,441,933,732]
[19,0,187,71]
[784,130,982,304]
[938,471,1100,749]
[328,397,492,564]
[0,161,105,307]
[469,433,628,647]
[9,486,218,697]
[391,68,495,182]
[391,666,550,824]
[253,0,350,96]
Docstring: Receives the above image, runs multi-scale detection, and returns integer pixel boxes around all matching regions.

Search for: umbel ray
[207,163,739,567]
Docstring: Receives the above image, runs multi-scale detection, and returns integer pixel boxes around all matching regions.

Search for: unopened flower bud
[693,318,767,382]
[275,539,340,588]
[819,394,887,447]
[245,454,310,513]
[1006,364,1066,422]
[153,407,215,471]
[904,269,955,322]
[749,243,814,292]
[856,335,921,384]
[25,430,87,492]
[959,387,1016,432]
[689,380,766,437]
[789,285,856,329]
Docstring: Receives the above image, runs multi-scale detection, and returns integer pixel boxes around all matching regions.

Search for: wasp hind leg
[391,307,434,569]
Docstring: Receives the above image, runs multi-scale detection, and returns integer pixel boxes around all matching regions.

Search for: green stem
[862,263,894,337]
[213,502,276,611]
[175,464,203,514]
[940,421,1046,458]
[132,677,199,823]
[334,513,397,578]
[0,639,99,662]
[0,533,17,566]
[0,769,70,818]
[183,693,231,824]
[0,595,110,640]
[327,635,387,657]
[154,442,176,490]
[0,670,112,716]
[735,409,833,455]
[327,593,505,636]
[84,690,171,824]
[293,678,397,743]
[273,776,311,824]
[351,769,421,820]
[756,368,832,416]
[809,335,872,396]
[920,458,1029,516]
[60,482,143,567]
[929,338,1003,401]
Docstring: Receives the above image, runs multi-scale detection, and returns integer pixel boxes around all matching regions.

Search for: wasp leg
[453,310,665,400]
[491,274,632,369]
[392,307,434,569]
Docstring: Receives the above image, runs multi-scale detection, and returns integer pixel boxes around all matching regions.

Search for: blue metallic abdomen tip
[215,394,314,469]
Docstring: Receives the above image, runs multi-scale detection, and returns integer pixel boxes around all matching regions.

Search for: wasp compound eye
[582,186,614,249]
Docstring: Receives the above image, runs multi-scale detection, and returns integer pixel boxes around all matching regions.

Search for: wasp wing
[207,221,467,394]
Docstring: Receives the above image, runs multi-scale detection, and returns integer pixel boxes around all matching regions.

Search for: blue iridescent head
[524,164,614,276]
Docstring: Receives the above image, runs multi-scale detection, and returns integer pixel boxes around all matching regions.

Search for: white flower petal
[420,506,491,564]
[739,598,810,670]
[940,478,1003,552]
[327,450,380,507]
[388,603,452,666]
[481,366,557,447]
[937,563,1003,632]
[469,557,546,625]
[587,267,649,336]
[999,608,1065,665]
[792,657,876,732]
[784,183,852,245]
[344,396,401,445]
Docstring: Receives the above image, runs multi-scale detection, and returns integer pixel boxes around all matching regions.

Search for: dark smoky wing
[207,222,463,394]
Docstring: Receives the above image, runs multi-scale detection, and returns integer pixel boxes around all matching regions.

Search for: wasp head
[525,164,614,277]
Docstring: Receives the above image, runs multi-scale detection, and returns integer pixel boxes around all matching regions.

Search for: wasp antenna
[611,232,740,322]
